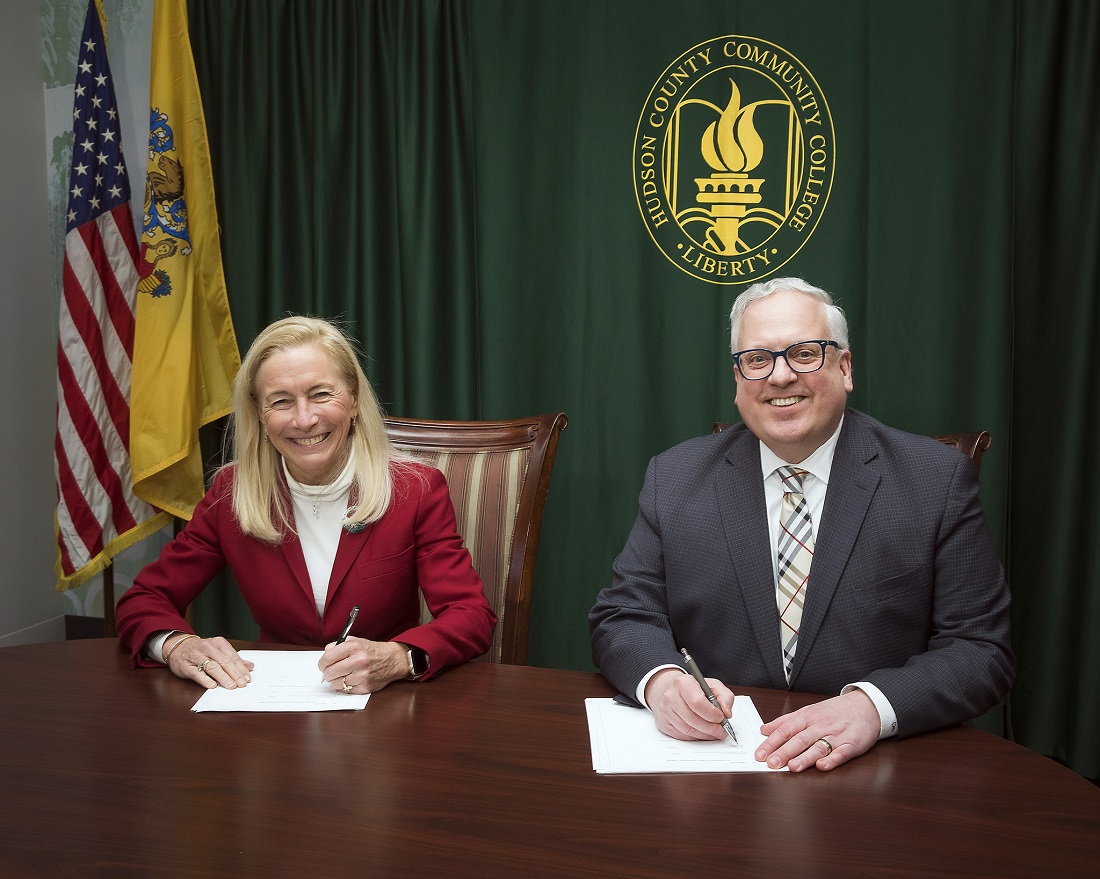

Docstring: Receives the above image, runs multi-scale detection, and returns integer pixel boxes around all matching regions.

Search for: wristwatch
[405,646,429,680]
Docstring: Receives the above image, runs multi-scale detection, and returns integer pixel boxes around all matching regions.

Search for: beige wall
[0,1,65,644]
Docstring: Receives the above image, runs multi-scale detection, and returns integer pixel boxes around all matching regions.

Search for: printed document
[191,651,370,712]
[585,695,786,773]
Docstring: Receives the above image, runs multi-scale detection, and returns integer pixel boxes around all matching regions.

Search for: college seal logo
[634,35,835,285]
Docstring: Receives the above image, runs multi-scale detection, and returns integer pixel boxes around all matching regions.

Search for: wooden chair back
[930,431,992,472]
[384,413,568,665]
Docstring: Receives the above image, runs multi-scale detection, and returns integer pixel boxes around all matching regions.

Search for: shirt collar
[281,447,357,496]
[757,414,844,486]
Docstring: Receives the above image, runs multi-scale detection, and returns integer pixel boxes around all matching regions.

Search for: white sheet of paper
[191,650,370,712]
[584,695,786,773]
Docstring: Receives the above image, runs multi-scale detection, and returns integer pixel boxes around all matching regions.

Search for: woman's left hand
[318,637,409,694]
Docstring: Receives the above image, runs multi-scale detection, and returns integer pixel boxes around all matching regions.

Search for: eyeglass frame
[731,339,841,380]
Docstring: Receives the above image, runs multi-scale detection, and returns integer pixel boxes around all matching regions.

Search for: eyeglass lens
[737,341,827,378]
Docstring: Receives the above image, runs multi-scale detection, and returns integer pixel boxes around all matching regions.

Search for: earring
[263,433,268,442]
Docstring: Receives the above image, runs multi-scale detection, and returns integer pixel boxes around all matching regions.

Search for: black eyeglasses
[731,340,840,380]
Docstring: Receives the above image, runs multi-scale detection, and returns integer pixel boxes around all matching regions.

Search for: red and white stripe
[56,204,156,580]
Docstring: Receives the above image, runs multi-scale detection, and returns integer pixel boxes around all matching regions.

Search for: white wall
[0,1,66,645]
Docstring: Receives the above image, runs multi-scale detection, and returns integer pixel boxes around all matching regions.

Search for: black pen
[337,605,360,644]
[680,648,738,745]
[322,605,360,682]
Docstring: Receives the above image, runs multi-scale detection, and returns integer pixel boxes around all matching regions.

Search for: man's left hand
[756,688,880,772]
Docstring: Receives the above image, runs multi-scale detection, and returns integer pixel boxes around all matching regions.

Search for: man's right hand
[644,667,735,740]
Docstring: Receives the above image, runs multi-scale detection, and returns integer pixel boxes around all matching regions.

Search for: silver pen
[680,648,739,745]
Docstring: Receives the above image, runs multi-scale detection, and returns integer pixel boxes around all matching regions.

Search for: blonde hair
[227,316,411,542]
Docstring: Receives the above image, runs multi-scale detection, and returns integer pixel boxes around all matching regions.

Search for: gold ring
[342,676,353,693]
[817,737,833,755]
[197,660,210,674]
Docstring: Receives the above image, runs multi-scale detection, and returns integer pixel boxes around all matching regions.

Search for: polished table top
[0,639,1097,878]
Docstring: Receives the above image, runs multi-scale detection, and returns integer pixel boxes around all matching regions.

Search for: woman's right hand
[164,634,254,689]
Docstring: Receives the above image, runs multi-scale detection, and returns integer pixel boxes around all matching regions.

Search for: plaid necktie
[776,466,814,682]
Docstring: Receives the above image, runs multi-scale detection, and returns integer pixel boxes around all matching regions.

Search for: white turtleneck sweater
[282,453,356,618]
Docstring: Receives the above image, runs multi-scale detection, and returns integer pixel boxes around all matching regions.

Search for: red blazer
[116,462,496,678]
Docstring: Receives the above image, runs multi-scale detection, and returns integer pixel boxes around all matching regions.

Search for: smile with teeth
[768,396,804,407]
[291,433,329,446]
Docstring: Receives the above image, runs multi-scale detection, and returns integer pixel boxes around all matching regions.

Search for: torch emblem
[634,35,835,285]
[695,80,767,255]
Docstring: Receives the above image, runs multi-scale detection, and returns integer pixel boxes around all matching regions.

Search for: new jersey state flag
[132,0,240,520]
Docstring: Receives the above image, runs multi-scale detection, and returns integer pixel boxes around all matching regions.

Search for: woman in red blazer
[116,317,496,694]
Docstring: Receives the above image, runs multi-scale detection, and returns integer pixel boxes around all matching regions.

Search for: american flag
[55,1,166,589]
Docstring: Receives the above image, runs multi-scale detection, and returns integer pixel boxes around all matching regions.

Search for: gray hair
[729,277,849,353]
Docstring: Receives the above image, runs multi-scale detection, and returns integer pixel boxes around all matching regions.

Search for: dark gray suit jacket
[589,409,1014,738]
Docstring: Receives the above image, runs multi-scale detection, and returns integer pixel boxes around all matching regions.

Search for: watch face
[409,648,429,676]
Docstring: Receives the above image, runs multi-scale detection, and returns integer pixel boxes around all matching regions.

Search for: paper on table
[191,651,370,712]
[585,695,787,773]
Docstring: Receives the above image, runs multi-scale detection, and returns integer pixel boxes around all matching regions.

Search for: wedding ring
[197,660,211,674]
[817,737,833,755]
[342,676,353,693]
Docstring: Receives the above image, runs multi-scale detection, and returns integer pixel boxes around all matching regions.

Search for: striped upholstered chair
[383,413,568,665]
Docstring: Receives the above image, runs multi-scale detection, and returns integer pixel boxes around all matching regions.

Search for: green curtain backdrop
[1010,0,1100,775]
[185,0,1099,777]
[188,0,481,415]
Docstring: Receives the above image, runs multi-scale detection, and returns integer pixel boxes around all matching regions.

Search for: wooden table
[0,639,1096,878]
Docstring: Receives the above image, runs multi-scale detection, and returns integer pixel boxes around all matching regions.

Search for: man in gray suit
[589,277,1013,772]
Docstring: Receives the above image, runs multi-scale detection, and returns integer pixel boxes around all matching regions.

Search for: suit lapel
[714,427,787,688]
[270,476,315,605]
[278,523,315,606]
[274,479,376,613]
[325,522,375,610]
[790,413,880,683]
